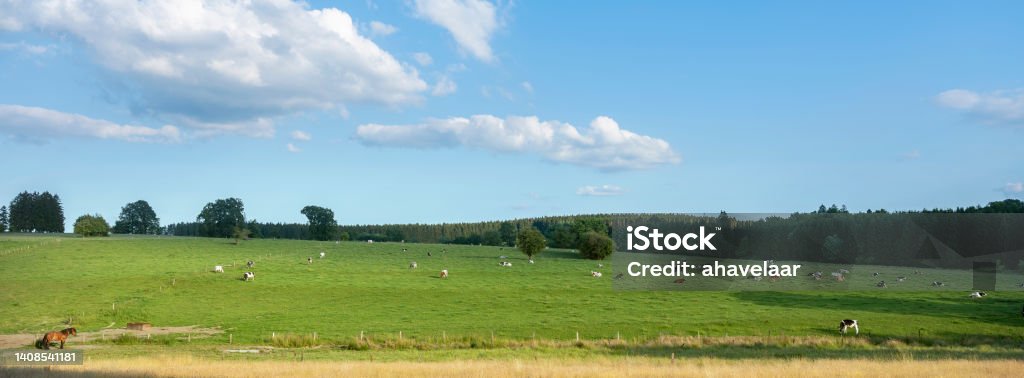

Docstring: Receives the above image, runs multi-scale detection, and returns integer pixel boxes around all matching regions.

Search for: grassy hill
[1,234,1023,347]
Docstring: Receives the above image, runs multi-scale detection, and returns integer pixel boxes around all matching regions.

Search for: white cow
[969,291,987,299]
[409,261,417,269]
[499,261,512,267]
[242,272,255,281]
[214,265,224,273]
[440,269,449,279]
[591,271,603,278]
[319,252,326,259]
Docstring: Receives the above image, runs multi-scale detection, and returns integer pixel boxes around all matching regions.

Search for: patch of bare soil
[0,326,222,349]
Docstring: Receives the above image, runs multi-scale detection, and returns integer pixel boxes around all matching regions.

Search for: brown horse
[38,327,76,349]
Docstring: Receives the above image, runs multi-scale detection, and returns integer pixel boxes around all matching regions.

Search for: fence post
[229,334,233,344]
[360,331,364,341]
[576,331,580,342]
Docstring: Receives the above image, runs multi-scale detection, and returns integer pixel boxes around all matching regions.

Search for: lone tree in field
[232,226,251,245]
[517,227,547,259]
[197,198,245,238]
[112,200,161,235]
[73,214,110,237]
[578,231,615,260]
[301,205,338,241]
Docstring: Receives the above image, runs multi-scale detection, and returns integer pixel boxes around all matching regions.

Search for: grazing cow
[614,273,624,280]
[427,251,432,257]
[932,281,945,287]
[838,319,859,335]
[876,281,887,288]
[307,257,313,264]
[409,261,417,269]
[402,248,408,252]
[528,259,535,264]
[591,271,603,278]
[440,269,448,279]
[242,272,255,281]
[319,252,325,259]
[214,265,224,273]
[39,328,77,349]
[499,261,512,267]
[246,260,254,268]
[897,276,906,282]
[810,271,823,280]
[969,291,987,299]
[367,240,374,243]
[872,272,879,277]
[914,270,923,275]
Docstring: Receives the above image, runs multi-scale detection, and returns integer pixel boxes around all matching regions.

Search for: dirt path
[0,326,222,349]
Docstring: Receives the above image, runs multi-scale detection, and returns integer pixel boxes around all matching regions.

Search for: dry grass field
[3,356,1022,378]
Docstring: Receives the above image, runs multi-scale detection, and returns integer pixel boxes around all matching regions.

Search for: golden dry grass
[3,356,1022,378]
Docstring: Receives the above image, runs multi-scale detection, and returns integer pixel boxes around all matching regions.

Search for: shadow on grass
[0,367,152,378]
[602,343,1024,360]
[731,291,1024,328]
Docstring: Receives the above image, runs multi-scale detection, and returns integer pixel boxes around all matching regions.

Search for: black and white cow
[242,272,255,281]
[839,319,859,335]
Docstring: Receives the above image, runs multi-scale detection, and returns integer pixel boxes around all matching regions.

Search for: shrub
[73,214,110,237]
[578,231,615,260]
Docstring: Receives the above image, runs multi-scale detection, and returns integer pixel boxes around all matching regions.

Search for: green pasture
[1,234,1023,347]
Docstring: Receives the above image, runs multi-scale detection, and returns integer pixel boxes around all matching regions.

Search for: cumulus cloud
[1,1,428,137]
[355,115,680,171]
[1004,182,1024,195]
[368,21,398,37]
[432,76,458,96]
[576,185,625,196]
[286,143,302,153]
[521,81,533,93]
[0,104,181,143]
[412,52,433,66]
[291,130,312,141]
[413,0,500,62]
[936,89,1024,125]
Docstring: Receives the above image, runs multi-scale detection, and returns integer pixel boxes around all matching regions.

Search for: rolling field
[1,234,1023,348]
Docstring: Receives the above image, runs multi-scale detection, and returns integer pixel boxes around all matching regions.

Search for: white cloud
[576,185,625,196]
[291,130,312,141]
[355,115,681,171]
[0,104,181,143]
[1,1,428,137]
[902,149,920,160]
[521,81,533,93]
[368,21,398,37]
[1004,182,1024,195]
[286,143,302,153]
[432,76,458,96]
[413,52,433,66]
[0,41,53,55]
[413,0,500,62]
[936,89,1024,125]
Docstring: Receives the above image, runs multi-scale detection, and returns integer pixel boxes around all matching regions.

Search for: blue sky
[1,0,1022,228]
